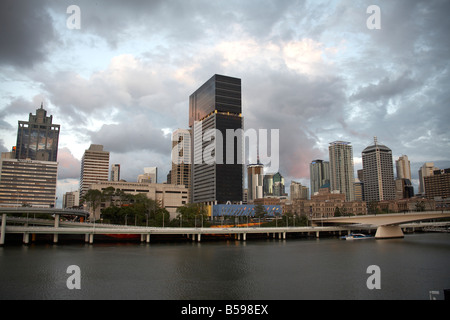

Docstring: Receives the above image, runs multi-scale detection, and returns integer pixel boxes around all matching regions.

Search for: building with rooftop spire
[362,137,396,202]
[15,103,60,162]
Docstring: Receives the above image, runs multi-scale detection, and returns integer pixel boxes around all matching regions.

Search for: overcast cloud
[0,0,449,203]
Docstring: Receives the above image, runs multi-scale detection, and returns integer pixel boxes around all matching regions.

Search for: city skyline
[1,1,449,205]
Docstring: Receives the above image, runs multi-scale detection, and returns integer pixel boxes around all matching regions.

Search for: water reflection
[0,234,449,300]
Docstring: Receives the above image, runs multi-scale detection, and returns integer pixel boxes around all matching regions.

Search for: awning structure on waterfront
[212,204,281,217]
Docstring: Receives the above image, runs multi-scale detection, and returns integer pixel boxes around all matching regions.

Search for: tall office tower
[138,167,158,183]
[0,155,58,207]
[290,181,309,200]
[354,180,364,201]
[357,169,364,182]
[111,164,120,181]
[395,178,414,199]
[171,129,191,200]
[247,163,264,202]
[15,103,60,162]
[329,141,355,201]
[263,173,274,196]
[272,172,285,196]
[424,168,450,199]
[189,74,243,204]
[396,155,411,180]
[80,144,110,199]
[362,137,396,202]
[263,172,285,197]
[310,159,330,196]
[418,162,439,195]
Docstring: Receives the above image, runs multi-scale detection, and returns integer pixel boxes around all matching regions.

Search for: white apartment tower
[111,164,120,182]
[395,155,411,180]
[247,163,264,202]
[329,141,355,201]
[418,162,439,195]
[80,144,110,199]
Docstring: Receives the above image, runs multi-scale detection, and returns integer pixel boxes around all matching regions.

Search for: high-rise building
[329,141,355,201]
[310,159,330,196]
[138,167,158,183]
[171,129,191,201]
[247,163,264,202]
[362,137,396,202]
[424,168,450,200]
[263,172,285,197]
[80,144,110,199]
[418,162,439,195]
[0,156,58,207]
[189,74,243,204]
[354,180,364,201]
[63,190,80,208]
[111,164,120,182]
[290,181,309,200]
[272,172,286,197]
[395,155,411,180]
[15,103,60,162]
[0,104,60,208]
[263,173,274,196]
[395,179,414,199]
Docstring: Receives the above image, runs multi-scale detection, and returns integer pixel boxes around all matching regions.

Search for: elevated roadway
[312,211,450,238]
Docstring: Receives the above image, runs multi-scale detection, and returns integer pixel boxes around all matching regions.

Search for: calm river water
[0,233,449,300]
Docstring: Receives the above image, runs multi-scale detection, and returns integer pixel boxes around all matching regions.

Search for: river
[0,233,449,300]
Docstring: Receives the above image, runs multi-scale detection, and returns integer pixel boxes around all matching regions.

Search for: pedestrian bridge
[312,211,450,238]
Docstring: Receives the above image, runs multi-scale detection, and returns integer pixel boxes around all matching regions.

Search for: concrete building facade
[80,144,110,199]
[0,157,58,207]
[88,181,188,219]
[329,141,355,201]
[362,137,396,202]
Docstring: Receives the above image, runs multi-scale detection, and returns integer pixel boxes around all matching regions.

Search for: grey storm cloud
[0,0,59,68]
[1,0,449,189]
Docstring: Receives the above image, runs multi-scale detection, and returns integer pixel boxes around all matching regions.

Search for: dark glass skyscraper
[15,104,60,161]
[189,74,243,204]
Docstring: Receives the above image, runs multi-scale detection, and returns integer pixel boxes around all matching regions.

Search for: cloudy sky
[1,0,449,205]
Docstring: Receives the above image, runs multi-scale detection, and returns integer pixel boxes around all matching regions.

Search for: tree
[415,200,425,212]
[367,201,379,215]
[83,189,103,221]
[254,204,267,219]
[102,187,116,206]
[176,203,208,227]
[334,206,342,217]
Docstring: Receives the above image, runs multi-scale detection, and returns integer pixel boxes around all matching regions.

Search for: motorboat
[341,233,374,240]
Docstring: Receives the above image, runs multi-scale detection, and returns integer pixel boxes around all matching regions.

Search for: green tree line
[82,187,210,227]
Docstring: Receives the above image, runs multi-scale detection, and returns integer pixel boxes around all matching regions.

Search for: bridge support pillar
[89,233,94,244]
[197,234,201,242]
[375,225,404,239]
[146,234,150,243]
[243,233,246,241]
[23,221,29,244]
[53,214,60,243]
[23,233,29,244]
[316,231,320,238]
[1,214,6,245]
